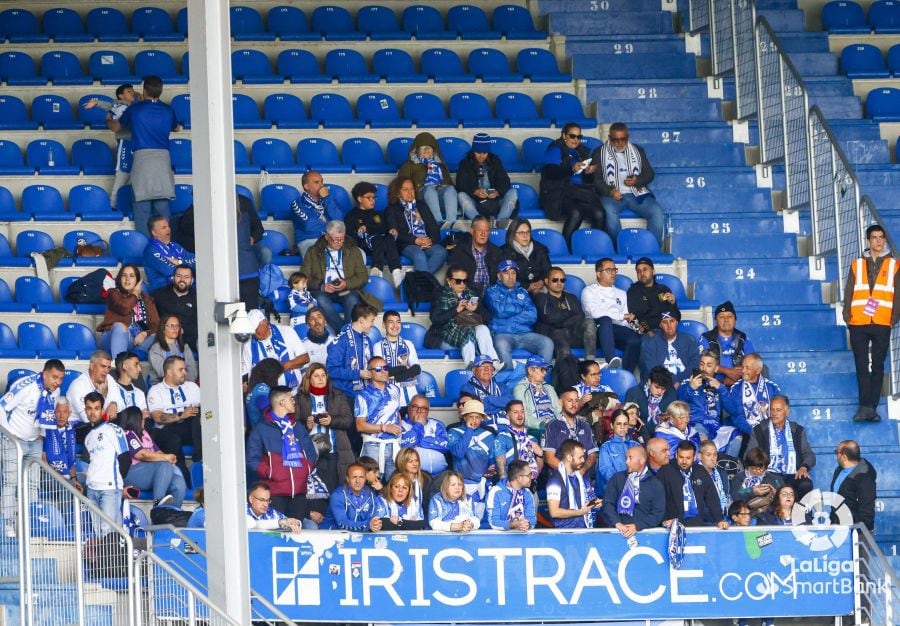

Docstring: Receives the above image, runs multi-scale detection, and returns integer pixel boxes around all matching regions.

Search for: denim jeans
[133,198,171,238]
[422,185,458,223]
[87,487,123,537]
[595,317,642,371]
[493,332,554,370]
[458,189,518,220]
[314,290,362,334]
[441,325,499,365]
[402,244,448,273]
[601,193,665,247]
[361,440,397,481]
[254,241,273,266]
[101,323,156,361]
[1,438,41,535]
[125,461,187,507]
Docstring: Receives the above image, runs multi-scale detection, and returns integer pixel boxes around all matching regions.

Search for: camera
[215,302,255,344]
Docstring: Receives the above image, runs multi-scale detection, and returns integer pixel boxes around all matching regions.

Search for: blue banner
[162,526,855,622]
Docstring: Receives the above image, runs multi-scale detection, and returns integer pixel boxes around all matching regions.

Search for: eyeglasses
[449,277,467,284]
[566,133,583,140]
[549,277,565,283]
[165,323,180,329]
[370,366,389,372]
[601,268,619,274]
[360,194,376,200]
[250,495,271,504]
[516,230,531,236]
[409,404,429,410]
[610,135,629,143]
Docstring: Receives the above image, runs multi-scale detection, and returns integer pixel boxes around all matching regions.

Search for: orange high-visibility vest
[849,257,899,326]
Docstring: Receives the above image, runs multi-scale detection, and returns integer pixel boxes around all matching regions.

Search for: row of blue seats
[840,42,900,77]
[0,91,593,133]
[0,47,568,86]
[822,0,900,34]
[0,5,545,43]
[866,87,900,121]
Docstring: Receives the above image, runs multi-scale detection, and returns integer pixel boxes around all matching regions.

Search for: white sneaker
[155,494,174,507]
[369,267,383,278]
[391,268,405,287]
[608,357,622,369]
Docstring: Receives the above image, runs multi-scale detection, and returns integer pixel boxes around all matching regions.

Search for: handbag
[455,310,484,326]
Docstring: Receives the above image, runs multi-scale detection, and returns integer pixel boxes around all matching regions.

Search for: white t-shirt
[66,373,116,424]
[240,324,307,381]
[84,421,128,491]
[613,150,633,196]
[373,338,420,405]
[147,381,202,426]
[0,374,59,441]
[324,248,344,284]
[581,283,629,326]
[301,335,332,371]
[664,339,685,376]
[108,379,149,413]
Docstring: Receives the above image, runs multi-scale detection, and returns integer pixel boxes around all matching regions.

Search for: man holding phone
[546,439,603,528]
[456,133,518,226]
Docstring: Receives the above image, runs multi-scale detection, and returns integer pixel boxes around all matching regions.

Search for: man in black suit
[831,440,877,531]
[659,440,728,528]
[698,440,730,518]
[603,446,665,536]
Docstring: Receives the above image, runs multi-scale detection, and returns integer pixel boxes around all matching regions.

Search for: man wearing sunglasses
[354,356,404,480]
[533,266,596,361]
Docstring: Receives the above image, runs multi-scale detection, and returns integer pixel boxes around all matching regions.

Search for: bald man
[602,446,665,535]
[646,437,670,474]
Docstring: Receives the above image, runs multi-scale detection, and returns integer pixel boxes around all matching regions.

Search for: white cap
[247,309,266,330]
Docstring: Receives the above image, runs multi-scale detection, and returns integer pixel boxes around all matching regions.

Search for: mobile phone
[469,296,479,305]
[691,368,703,379]
[330,278,342,286]
[587,497,601,507]
[486,188,496,194]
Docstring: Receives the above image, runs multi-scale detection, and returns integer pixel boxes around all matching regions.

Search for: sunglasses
[610,135,629,142]
[549,277,565,283]
[449,277,467,284]
[566,133,584,140]
[370,366,389,372]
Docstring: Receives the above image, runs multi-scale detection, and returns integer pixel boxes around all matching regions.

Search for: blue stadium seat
[870,0,900,33]
[0,189,19,222]
[16,229,56,257]
[511,182,539,217]
[679,319,708,340]
[171,94,191,129]
[78,94,114,128]
[5,368,35,389]
[654,273,700,309]
[401,323,444,358]
[309,93,365,129]
[0,140,33,175]
[373,49,426,82]
[488,228,505,247]
[236,184,255,208]
[564,274,586,298]
[417,371,451,405]
[867,87,900,121]
[69,184,116,218]
[16,280,73,314]
[260,230,295,257]
[58,322,99,358]
[889,43,900,74]
[821,1,869,33]
[169,138,192,174]
[28,502,69,540]
[110,230,149,263]
[176,8,188,35]
[0,51,45,86]
[232,94,269,129]
[297,138,351,173]
[263,93,316,129]
[496,92,550,127]
[0,279,29,312]
[43,8,91,43]
[522,136,553,170]
[132,7,183,42]
[0,9,47,43]
[0,96,37,130]
[617,228,674,263]
[493,5,545,39]
[542,92,596,128]
[533,228,579,262]
[448,5,499,40]
[232,49,280,84]
[23,185,66,220]
[18,321,71,354]
[267,6,317,41]
[135,50,186,83]
[470,49,523,82]
[260,183,300,219]
[436,137,470,170]
[449,92,503,127]
[41,51,91,85]
[387,137,414,167]
[325,49,378,82]
[343,138,391,173]
[233,139,259,174]
[442,368,469,401]
[517,48,571,82]
[402,6,454,39]
[181,51,190,79]
[72,139,114,175]
[60,368,85,395]
[581,136,602,152]
[252,138,301,174]
[26,139,79,175]
[312,6,365,41]
[403,93,454,127]
[230,6,274,41]
[571,229,622,262]
[358,6,407,40]
[600,367,637,399]
[357,92,411,128]
[421,48,474,82]
[31,95,82,130]
[327,184,352,215]
[87,8,138,42]
[364,276,402,306]
[841,44,890,77]
[489,137,527,172]
[88,50,137,84]
[277,49,328,84]
[171,184,193,215]
[0,322,30,358]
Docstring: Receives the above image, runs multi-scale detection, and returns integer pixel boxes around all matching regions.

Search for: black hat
[714,301,736,317]
[660,310,682,323]
[634,256,655,269]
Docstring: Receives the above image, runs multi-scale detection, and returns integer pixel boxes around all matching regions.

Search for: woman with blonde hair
[374,472,426,530]
[394,447,434,519]
[428,471,481,532]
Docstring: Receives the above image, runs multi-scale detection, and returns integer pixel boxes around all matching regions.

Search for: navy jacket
[658,462,725,526]
[602,469,666,530]
[638,331,700,381]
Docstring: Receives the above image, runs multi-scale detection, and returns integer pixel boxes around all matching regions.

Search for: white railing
[854,524,900,625]
[686,0,710,32]
[0,424,26,626]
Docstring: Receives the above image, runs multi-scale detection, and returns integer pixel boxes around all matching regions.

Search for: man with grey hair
[291,170,341,256]
[43,398,81,489]
[301,220,383,333]
[722,353,781,437]
[66,350,117,424]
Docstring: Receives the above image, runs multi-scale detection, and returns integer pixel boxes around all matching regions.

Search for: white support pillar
[186,1,251,622]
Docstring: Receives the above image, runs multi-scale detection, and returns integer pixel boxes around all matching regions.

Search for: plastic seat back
[252,137,295,169]
[267,6,311,38]
[436,136,470,170]
[22,185,64,216]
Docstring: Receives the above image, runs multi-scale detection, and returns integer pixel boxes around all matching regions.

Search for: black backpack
[150,505,193,527]
[402,271,442,316]
[64,268,111,304]
[551,354,581,394]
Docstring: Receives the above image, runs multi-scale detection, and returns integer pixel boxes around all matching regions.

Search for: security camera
[214,302,255,344]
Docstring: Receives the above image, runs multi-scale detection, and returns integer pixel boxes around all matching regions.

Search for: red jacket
[245,409,317,497]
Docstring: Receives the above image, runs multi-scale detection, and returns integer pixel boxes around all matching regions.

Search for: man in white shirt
[147,355,202,484]
[355,356,404,480]
[580,257,641,372]
[246,481,304,532]
[109,351,149,417]
[0,359,65,537]
[66,350,117,424]
[373,310,420,406]
[300,307,333,371]
[83,392,129,537]
[241,309,309,389]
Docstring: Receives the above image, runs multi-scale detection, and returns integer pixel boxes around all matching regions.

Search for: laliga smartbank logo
[790,489,853,551]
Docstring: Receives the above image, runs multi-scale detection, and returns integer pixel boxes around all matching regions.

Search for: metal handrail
[0,423,26,626]
[687,0,710,32]
[854,523,900,625]
[730,0,758,119]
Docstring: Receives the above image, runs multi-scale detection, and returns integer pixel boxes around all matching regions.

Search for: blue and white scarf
[768,420,797,475]
[558,466,591,528]
[300,192,327,221]
[380,497,416,520]
[741,471,762,490]
[617,466,647,516]
[710,467,729,514]
[45,424,74,473]
[270,412,304,469]
[34,375,57,430]
[380,338,410,367]
[343,326,371,380]
[601,141,650,196]
[506,487,526,522]
[422,159,442,186]
[681,469,698,519]
[402,201,427,238]
[247,502,283,522]
[531,384,555,423]
[510,427,538,478]
[668,518,686,570]
[306,469,330,500]
[645,381,663,424]
[742,377,772,427]
[309,394,336,451]
[251,325,299,388]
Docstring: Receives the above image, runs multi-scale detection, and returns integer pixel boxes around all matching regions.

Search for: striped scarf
[602,141,650,196]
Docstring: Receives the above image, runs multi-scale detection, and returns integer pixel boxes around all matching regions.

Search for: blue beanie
[471,133,492,153]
